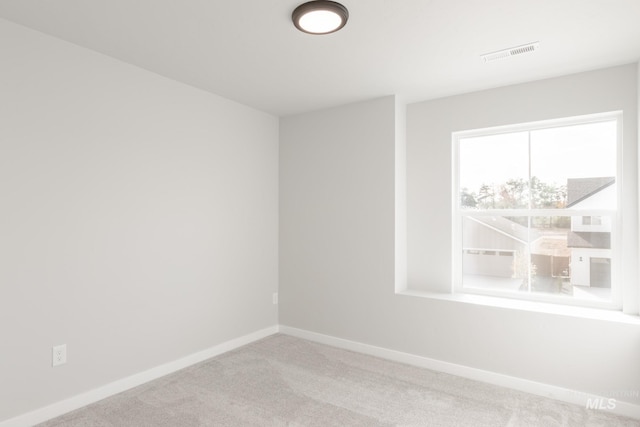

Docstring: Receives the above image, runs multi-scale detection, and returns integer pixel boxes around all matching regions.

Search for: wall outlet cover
[52,344,67,367]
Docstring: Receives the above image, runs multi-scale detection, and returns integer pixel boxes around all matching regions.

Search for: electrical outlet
[272,292,278,305]
[52,344,67,367]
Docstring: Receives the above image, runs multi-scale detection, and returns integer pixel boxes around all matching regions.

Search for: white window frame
[452,111,623,310]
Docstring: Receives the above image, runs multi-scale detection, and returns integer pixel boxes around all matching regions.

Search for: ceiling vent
[481,42,540,63]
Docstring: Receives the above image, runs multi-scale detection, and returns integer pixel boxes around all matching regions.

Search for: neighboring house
[463,216,570,281]
[567,177,615,288]
[463,177,615,290]
[462,216,530,278]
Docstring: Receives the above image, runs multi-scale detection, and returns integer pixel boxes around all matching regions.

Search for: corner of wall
[637,60,640,314]
[395,97,408,293]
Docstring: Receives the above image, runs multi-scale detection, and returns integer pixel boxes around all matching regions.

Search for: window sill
[397,288,640,325]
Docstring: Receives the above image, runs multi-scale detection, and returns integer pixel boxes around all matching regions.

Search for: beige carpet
[38,334,639,426]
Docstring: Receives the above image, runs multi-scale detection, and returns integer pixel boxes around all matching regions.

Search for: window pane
[461,215,530,292]
[459,132,529,209]
[530,120,616,209]
[455,114,619,308]
[462,213,613,302]
[529,216,571,295]
[530,215,611,302]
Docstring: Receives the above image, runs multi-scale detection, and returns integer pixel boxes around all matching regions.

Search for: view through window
[454,113,619,306]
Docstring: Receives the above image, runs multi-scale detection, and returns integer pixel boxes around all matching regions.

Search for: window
[582,215,602,226]
[453,112,621,308]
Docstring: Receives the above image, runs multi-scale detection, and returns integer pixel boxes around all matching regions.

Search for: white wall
[280,70,640,406]
[0,19,278,422]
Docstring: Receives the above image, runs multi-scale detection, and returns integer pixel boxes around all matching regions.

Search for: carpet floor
[38,334,639,426]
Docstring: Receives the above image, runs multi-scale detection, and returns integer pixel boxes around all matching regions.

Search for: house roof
[566,177,615,207]
[468,216,571,256]
[470,216,540,243]
[530,236,571,257]
[567,231,610,249]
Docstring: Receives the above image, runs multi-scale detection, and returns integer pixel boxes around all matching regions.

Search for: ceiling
[1,0,639,116]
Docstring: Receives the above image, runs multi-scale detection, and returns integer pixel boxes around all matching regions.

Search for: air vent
[481,42,540,63]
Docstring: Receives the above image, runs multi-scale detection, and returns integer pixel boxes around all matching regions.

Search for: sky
[459,120,617,192]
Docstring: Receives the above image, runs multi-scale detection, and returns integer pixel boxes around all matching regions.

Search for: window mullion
[527,130,532,293]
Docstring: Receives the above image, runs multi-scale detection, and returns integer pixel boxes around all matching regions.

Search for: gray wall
[280,97,396,342]
[0,19,278,422]
[279,71,640,404]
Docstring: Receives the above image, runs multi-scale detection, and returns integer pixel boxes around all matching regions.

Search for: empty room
[1,1,640,426]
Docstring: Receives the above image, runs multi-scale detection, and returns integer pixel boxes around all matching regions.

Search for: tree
[460,187,477,208]
[530,176,567,209]
[471,177,567,211]
[498,178,528,209]
[477,184,497,209]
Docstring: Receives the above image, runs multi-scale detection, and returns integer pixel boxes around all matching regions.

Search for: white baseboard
[279,325,640,420]
[4,324,638,425]
[0,325,279,427]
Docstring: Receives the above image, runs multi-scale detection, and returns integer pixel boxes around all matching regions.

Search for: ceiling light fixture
[292,1,349,35]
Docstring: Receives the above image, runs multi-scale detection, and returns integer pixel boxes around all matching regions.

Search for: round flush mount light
[292,1,349,35]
